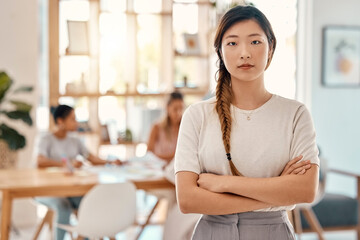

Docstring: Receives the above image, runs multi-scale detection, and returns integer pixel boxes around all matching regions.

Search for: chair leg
[10,221,21,236]
[292,208,303,238]
[32,209,55,240]
[136,199,160,240]
[301,207,325,240]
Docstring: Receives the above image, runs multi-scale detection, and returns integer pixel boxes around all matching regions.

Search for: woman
[146,92,200,240]
[147,91,184,166]
[36,105,121,240]
[175,5,319,240]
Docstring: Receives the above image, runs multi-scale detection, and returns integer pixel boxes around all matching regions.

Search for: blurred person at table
[147,91,184,166]
[146,92,199,240]
[36,104,122,240]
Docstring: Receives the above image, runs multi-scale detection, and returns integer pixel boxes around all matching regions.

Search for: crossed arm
[176,157,319,215]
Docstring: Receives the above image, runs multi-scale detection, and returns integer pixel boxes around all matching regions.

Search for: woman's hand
[197,173,227,193]
[280,155,311,176]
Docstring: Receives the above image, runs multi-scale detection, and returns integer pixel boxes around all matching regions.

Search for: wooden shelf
[59,53,97,58]
[50,0,212,155]
[175,52,209,58]
[173,0,214,6]
[54,89,208,99]
[124,11,172,16]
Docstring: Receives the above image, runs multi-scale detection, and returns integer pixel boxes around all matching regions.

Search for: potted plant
[0,71,33,168]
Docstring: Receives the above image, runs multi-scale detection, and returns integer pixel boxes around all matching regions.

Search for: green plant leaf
[0,124,26,150]
[14,86,33,93]
[5,111,33,126]
[10,100,32,112]
[0,71,13,103]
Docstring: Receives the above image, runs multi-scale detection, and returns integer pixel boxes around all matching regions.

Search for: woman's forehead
[224,19,266,38]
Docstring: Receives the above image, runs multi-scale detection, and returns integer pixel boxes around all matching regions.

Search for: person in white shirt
[175,5,319,240]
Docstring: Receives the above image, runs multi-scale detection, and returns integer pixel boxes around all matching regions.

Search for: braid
[215,62,243,176]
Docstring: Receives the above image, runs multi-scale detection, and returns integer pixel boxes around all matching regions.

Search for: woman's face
[167,99,184,125]
[57,110,78,131]
[221,19,270,83]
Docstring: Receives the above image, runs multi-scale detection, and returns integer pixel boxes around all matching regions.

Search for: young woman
[147,91,184,165]
[36,105,122,240]
[146,92,200,240]
[175,5,319,240]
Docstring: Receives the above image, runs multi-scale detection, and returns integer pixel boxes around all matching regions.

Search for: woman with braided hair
[174,5,319,240]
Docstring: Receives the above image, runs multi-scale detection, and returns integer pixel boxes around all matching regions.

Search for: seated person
[146,92,199,239]
[147,91,184,167]
[36,104,122,240]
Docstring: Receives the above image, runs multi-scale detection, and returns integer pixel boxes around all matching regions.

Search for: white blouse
[174,94,320,212]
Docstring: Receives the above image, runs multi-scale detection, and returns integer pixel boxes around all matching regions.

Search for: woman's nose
[239,45,251,59]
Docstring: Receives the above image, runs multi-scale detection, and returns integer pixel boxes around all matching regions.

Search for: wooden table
[0,167,173,240]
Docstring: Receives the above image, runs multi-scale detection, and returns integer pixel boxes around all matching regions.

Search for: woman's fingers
[282,155,303,174]
[281,155,302,175]
[286,160,311,174]
[292,163,311,174]
[297,169,306,175]
[281,155,313,176]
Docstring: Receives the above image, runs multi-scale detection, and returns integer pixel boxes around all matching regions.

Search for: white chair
[58,182,136,240]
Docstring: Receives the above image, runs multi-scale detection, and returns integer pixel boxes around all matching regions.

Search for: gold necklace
[242,110,254,121]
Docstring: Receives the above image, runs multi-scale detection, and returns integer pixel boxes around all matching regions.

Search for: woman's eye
[227,42,236,46]
[251,40,261,45]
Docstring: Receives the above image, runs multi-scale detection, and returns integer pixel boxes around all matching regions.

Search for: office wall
[0,0,39,226]
[311,0,360,197]
[0,0,39,168]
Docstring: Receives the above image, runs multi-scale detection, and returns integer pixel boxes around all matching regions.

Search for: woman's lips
[238,64,254,70]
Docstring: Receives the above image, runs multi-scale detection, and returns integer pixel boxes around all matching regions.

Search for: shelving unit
[48,0,215,159]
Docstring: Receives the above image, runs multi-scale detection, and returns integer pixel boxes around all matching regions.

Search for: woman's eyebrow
[224,33,264,39]
[248,33,263,37]
[224,34,238,39]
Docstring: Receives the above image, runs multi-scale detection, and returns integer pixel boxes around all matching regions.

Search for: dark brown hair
[214,5,277,176]
[51,105,74,125]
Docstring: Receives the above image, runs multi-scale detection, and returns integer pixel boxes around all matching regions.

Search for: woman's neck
[231,78,271,110]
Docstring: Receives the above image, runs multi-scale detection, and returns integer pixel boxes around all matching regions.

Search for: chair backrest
[76,182,136,238]
[313,157,327,205]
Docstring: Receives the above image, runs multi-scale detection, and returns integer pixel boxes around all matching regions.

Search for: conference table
[0,161,174,240]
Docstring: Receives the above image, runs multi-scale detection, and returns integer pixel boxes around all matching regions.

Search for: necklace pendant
[247,116,251,121]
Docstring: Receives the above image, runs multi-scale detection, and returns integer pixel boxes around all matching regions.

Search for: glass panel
[134,0,162,13]
[59,1,90,55]
[59,56,90,94]
[173,3,198,53]
[127,97,164,142]
[98,96,126,133]
[99,13,128,94]
[174,57,204,88]
[100,0,126,13]
[136,15,162,93]
[251,0,297,99]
